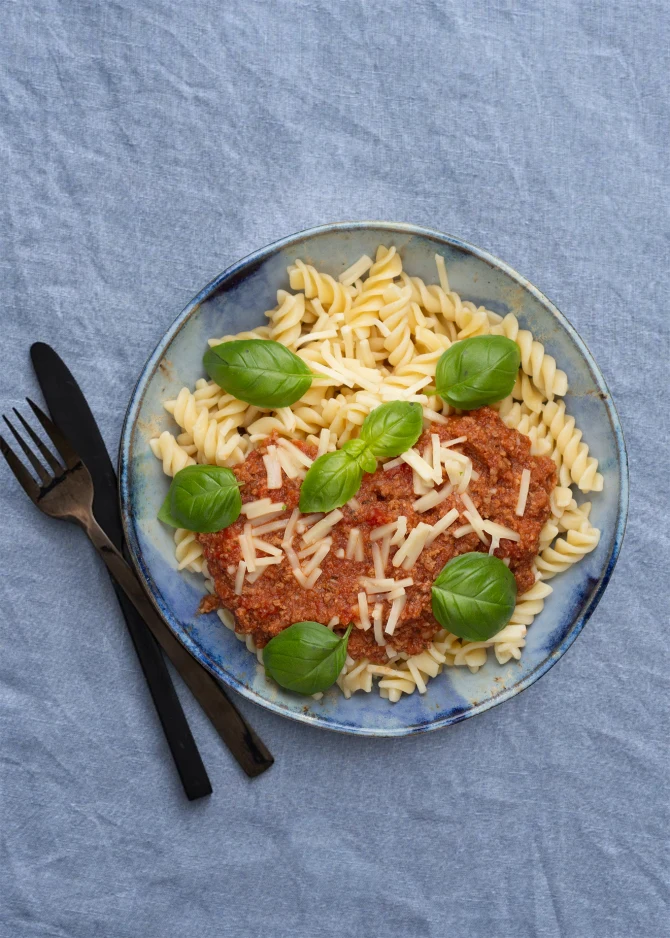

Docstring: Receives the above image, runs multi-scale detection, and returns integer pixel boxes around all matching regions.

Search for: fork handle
[81,514,274,778]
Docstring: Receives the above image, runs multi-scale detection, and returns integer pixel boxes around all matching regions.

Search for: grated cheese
[301,509,344,545]
[277,437,313,468]
[335,548,345,559]
[391,516,408,547]
[425,507,460,546]
[362,577,413,593]
[238,528,257,573]
[282,508,301,544]
[253,518,289,536]
[234,561,246,595]
[373,603,386,647]
[516,468,531,516]
[346,497,361,511]
[263,445,283,489]
[297,537,332,559]
[372,542,385,578]
[413,483,453,513]
[453,523,474,538]
[431,434,443,483]
[382,456,404,472]
[370,520,400,541]
[481,520,520,542]
[392,522,433,570]
[275,447,301,480]
[357,592,371,630]
[488,535,500,556]
[251,538,283,556]
[380,534,391,570]
[302,541,331,576]
[242,498,286,520]
[385,596,407,636]
[463,511,490,546]
[401,448,439,484]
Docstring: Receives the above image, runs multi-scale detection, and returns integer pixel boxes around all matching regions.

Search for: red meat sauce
[197,407,556,664]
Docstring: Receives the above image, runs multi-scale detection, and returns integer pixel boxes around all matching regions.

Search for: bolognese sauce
[198,407,556,663]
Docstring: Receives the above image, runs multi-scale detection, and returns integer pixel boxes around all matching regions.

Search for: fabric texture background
[1,2,667,936]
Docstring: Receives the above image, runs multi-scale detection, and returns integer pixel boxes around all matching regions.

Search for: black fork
[1,400,274,779]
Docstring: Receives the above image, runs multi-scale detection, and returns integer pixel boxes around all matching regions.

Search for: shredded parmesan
[516,468,531,516]
[390,516,407,546]
[453,523,474,538]
[357,592,371,630]
[425,507,460,545]
[242,498,286,520]
[372,541,385,578]
[481,520,520,542]
[370,520,400,541]
[335,548,345,559]
[380,534,391,570]
[347,497,361,511]
[301,509,344,545]
[234,561,246,595]
[302,541,331,576]
[262,446,283,489]
[373,603,386,646]
[275,447,301,480]
[488,535,500,556]
[282,508,301,544]
[431,434,443,483]
[251,538,283,556]
[252,518,289,536]
[401,448,439,483]
[392,522,433,570]
[277,438,313,468]
[238,528,257,572]
[345,528,361,561]
[382,456,404,472]
[413,483,453,513]
[297,537,332,559]
[362,577,414,593]
[385,596,406,636]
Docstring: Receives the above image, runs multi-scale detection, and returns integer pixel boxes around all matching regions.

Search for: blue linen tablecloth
[1,2,668,935]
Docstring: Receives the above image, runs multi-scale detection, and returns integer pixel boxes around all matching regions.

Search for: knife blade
[30,343,273,785]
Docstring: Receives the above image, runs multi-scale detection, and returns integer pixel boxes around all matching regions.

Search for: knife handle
[110,577,213,799]
[81,513,274,778]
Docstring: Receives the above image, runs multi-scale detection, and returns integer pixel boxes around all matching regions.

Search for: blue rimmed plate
[119,222,628,736]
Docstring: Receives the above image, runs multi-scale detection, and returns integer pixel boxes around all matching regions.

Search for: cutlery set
[0,344,273,799]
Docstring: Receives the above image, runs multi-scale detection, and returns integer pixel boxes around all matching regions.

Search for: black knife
[30,343,274,788]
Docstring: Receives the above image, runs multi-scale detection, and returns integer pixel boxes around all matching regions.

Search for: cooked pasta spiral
[164,388,247,466]
[535,524,600,579]
[541,400,604,492]
[174,528,204,572]
[149,431,195,477]
[491,313,568,398]
[288,259,353,315]
[265,290,305,348]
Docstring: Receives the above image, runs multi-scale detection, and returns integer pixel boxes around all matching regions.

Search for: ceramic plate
[119,222,628,736]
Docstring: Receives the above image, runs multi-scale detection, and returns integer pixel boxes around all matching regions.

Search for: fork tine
[0,434,40,501]
[27,398,79,470]
[4,415,52,482]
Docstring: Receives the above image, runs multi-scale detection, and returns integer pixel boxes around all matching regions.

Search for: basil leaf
[431,552,517,642]
[342,438,377,473]
[158,465,242,533]
[263,622,353,695]
[435,336,520,409]
[204,339,313,408]
[359,401,423,458]
[299,446,364,513]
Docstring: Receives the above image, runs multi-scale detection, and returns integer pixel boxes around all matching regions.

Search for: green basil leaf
[157,493,183,528]
[435,336,520,409]
[342,438,377,473]
[204,339,313,408]
[263,622,353,695]
[158,465,242,533]
[359,401,423,458]
[299,447,364,513]
[431,552,517,642]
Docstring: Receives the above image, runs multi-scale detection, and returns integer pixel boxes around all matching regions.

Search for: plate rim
[119,220,629,737]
